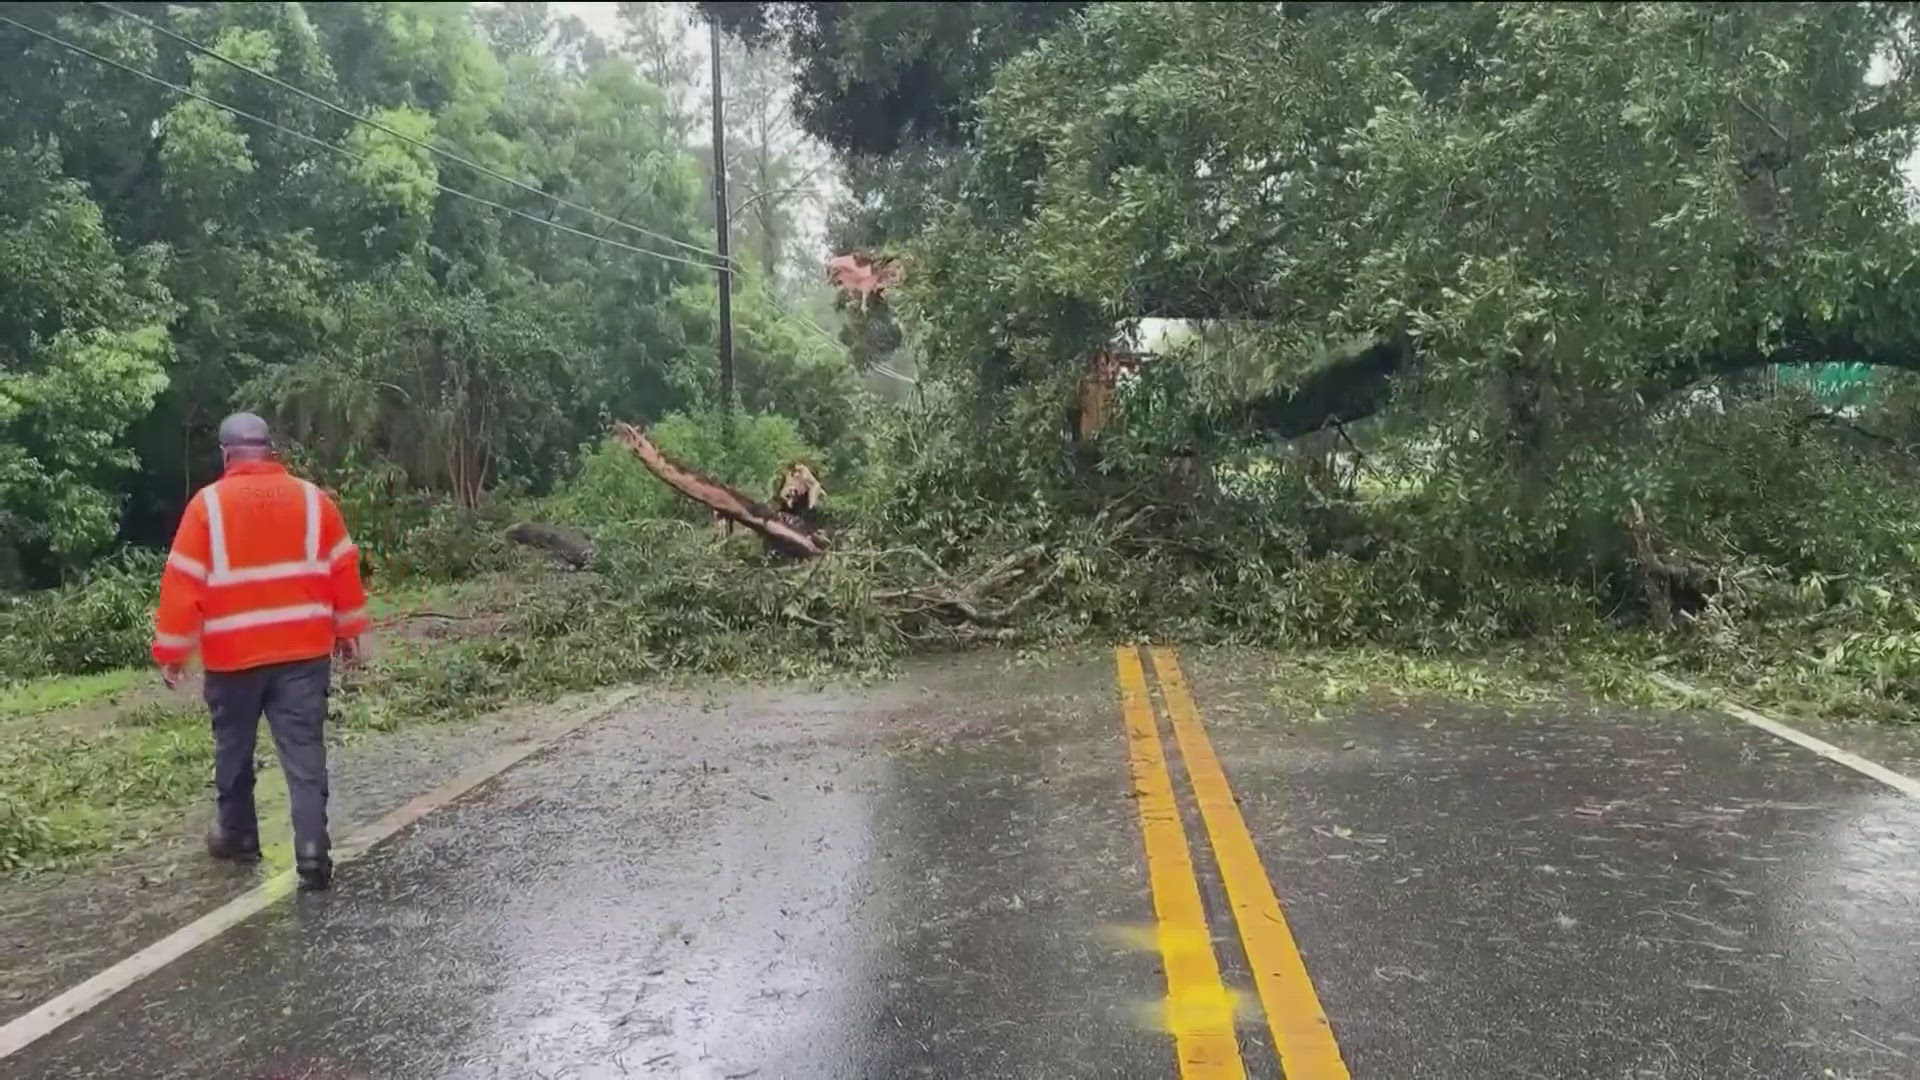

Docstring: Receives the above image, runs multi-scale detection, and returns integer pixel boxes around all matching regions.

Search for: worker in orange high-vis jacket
[152,412,368,891]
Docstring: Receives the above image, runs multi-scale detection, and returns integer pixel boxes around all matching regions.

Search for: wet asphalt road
[6,650,1919,1079]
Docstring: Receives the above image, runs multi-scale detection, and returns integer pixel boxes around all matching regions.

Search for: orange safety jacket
[151,459,370,673]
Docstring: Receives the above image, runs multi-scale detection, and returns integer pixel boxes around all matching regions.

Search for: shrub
[0,549,162,681]
[286,450,522,584]
[372,498,522,584]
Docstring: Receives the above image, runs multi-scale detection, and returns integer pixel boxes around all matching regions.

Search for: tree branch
[612,422,826,557]
[1215,336,1413,438]
[1741,85,1918,178]
[1799,410,1905,450]
[1216,326,1920,441]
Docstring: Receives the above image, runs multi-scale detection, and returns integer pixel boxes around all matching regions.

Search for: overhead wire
[742,272,919,384]
[93,0,726,266]
[756,283,847,352]
[869,363,919,385]
[13,11,917,383]
[0,14,726,273]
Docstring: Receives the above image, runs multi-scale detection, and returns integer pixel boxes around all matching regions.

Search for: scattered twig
[1848,1028,1911,1060]
[872,546,950,579]
[371,611,471,629]
[779,607,835,630]
[996,563,1066,619]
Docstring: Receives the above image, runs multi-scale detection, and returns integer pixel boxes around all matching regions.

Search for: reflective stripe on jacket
[151,459,370,672]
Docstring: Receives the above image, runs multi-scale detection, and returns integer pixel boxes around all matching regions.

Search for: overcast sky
[551,1,626,40]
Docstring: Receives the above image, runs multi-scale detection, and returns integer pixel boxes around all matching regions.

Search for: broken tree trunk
[612,422,826,558]
[1627,501,1673,632]
[1627,499,1718,630]
[774,461,825,521]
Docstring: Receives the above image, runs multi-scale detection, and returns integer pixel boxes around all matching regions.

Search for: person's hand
[334,636,362,668]
[161,663,187,690]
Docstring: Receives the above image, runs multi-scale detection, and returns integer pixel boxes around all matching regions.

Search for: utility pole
[709,20,734,418]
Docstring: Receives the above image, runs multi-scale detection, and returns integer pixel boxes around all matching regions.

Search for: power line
[749,276,858,358]
[89,3,908,387]
[8,12,911,384]
[1,14,726,273]
[91,1,727,267]
[736,270,920,384]
[762,286,846,353]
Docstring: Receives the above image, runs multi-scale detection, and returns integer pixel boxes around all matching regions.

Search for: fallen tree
[1219,323,1920,440]
[827,502,1155,644]
[610,421,1157,642]
[613,422,826,558]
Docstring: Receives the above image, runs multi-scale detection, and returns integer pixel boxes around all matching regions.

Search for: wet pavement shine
[5,648,1919,1079]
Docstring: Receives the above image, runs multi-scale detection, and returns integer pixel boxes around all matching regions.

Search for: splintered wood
[612,422,826,558]
[609,423,1150,643]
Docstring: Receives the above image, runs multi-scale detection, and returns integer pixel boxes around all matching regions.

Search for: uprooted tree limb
[610,420,1155,642]
[1627,500,1719,632]
[613,422,826,558]
[853,502,1156,643]
[871,543,1057,631]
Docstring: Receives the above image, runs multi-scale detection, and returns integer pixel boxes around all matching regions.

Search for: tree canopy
[698,1,1087,157]
[0,1,859,587]
[900,4,1920,456]
[14,1,1920,726]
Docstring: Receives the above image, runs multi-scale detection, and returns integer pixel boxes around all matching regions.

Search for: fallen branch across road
[609,419,1157,643]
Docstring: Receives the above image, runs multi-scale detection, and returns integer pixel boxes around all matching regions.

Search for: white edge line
[1651,674,1920,801]
[0,686,641,1060]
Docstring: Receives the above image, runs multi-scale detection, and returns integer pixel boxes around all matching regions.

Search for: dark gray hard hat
[217,412,273,448]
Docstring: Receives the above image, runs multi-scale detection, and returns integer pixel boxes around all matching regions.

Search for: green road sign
[1777,362,1875,407]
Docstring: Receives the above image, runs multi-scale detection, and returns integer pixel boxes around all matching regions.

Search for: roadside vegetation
[8,2,1920,875]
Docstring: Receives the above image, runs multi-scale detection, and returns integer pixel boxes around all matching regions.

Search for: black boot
[205,823,261,862]
[295,844,332,892]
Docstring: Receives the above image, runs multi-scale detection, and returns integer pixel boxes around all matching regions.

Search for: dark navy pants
[203,656,332,858]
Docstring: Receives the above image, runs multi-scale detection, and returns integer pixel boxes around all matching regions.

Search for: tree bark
[612,422,826,558]
[1214,335,1414,438]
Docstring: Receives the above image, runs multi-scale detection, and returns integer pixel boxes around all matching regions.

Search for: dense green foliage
[0,147,172,577]
[0,549,161,681]
[726,1,1920,720]
[10,0,1920,777]
[698,1,1088,157]
[0,1,858,589]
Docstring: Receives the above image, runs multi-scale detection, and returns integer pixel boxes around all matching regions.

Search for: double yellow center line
[1115,646,1350,1079]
